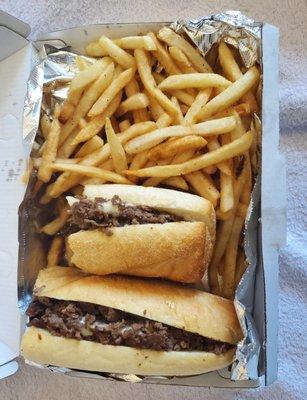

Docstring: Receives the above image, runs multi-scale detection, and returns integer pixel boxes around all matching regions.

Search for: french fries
[38,104,61,183]
[34,28,260,300]
[147,135,207,161]
[159,73,232,90]
[125,116,236,154]
[105,118,128,173]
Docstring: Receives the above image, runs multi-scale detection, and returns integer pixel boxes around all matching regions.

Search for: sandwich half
[21,267,242,376]
[62,184,216,283]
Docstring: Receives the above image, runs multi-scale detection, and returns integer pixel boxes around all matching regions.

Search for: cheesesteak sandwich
[62,184,216,283]
[21,267,242,376]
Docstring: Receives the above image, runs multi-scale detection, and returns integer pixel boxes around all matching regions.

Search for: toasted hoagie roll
[21,267,242,376]
[61,185,215,283]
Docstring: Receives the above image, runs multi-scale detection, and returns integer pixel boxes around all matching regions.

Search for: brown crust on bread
[21,327,235,376]
[34,267,243,344]
[66,222,209,283]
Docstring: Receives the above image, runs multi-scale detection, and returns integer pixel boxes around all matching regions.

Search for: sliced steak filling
[27,297,233,354]
[60,196,183,235]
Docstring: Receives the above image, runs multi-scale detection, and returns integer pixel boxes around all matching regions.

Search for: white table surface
[0,0,306,399]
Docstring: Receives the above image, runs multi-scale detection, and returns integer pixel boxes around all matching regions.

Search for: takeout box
[0,10,286,387]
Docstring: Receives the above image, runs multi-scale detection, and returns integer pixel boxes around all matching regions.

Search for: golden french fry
[148,32,181,75]
[38,105,61,183]
[113,36,156,51]
[119,119,131,132]
[222,215,245,298]
[207,138,232,176]
[117,93,149,116]
[75,136,104,158]
[203,165,217,174]
[46,121,156,199]
[196,66,260,120]
[41,203,70,235]
[69,58,109,93]
[86,41,108,57]
[171,96,184,125]
[185,171,220,207]
[73,91,122,145]
[33,157,80,168]
[40,114,51,139]
[125,79,150,123]
[129,151,148,170]
[147,135,207,161]
[216,202,248,221]
[162,176,189,191]
[156,113,173,128]
[81,159,114,185]
[88,68,135,117]
[157,27,212,72]
[59,61,114,145]
[98,36,136,68]
[57,129,80,158]
[125,131,253,178]
[184,89,211,125]
[105,117,128,173]
[159,73,232,91]
[208,157,248,294]
[218,42,258,112]
[220,172,234,213]
[125,116,236,154]
[169,46,196,73]
[168,89,195,106]
[76,56,90,71]
[134,49,178,116]
[47,237,64,268]
[235,250,247,287]
[50,163,132,184]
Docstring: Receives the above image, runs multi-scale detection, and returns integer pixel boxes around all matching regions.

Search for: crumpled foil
[19,10,263,385]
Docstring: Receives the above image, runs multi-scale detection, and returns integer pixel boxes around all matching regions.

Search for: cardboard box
[0,11,286,386]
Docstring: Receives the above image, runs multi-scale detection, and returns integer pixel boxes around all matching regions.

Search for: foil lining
[19,11,263,385]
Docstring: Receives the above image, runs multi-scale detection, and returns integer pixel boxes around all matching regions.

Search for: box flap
[0,10,30,38]
[0,43,33,378]
[0,26,29,62]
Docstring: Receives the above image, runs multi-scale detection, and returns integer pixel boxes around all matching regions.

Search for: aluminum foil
[19,11,263,385]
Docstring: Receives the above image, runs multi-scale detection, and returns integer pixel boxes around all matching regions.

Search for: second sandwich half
[60,185,216,283]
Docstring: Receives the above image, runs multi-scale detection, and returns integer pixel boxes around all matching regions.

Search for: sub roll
[21,267,242,376]
[62,184,216,283]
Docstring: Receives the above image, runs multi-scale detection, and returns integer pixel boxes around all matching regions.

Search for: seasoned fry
[75,136,104,157]
[125,116,236,154]
[220,172,234,213]
[185,171,220,207]
[105,118,128,173]
[162,176,189,191]
[81,159,114,185]
[88,67,135,116]
[46,121,156,199]
[40,114,51,139]
[33,157,80,168]
[50,163,132,184]
[59,102,75,124]
[125,131,253,177]
[159,73,232,91]
[169,46,196,73]
[38,105,61,183]
[72,91,122,145]
[135,49,178,115]
[119,119,131,132]
[196,66,260,120]
[57,129,80,158]
[41,203,70,235]
[117,93,149,116]
[235,250,248,287]
[98,36,136,68]
[125,79,150,123]
[184,89,211,125]
[157,27,212,72]
[147,135,207,161]
[148,32,181,75]
[222,215,245,298]
[218,42,258,112]
[113,36,156,51]
[47,237,64,268]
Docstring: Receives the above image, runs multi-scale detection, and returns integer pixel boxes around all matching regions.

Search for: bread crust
[33,267,243,344]
[83,184,216,241]
[21,327,235,376]
[66,222,210,283]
